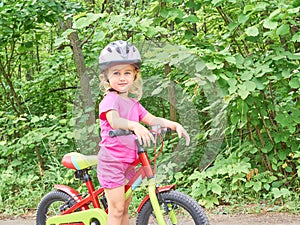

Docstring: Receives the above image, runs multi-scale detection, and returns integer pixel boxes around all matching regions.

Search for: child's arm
[141,112,190,146]
[106,110,154,146]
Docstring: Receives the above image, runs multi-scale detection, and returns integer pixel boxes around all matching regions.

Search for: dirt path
[0,212,299,225]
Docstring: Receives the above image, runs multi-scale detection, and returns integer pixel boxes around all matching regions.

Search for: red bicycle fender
[54,184,83,202]
[54,184,90,211]
[136,184,176,212]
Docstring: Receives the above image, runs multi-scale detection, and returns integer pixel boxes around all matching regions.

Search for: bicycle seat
[62,152,98,170]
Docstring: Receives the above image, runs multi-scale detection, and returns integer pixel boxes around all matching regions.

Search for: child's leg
[105,186,126,225]
[121,194,132,225]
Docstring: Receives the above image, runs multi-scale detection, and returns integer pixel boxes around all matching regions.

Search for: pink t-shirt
[99,92,148,163]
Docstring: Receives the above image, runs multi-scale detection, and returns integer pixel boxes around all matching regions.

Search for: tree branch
[80,19,100,47]
[49,86,79,93]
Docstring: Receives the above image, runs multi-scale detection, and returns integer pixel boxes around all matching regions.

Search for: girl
[97,40,190,225]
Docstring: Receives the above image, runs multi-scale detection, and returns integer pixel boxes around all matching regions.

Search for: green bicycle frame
[45,181,169,225]
[148,178,166,225]
[46,208,107,225]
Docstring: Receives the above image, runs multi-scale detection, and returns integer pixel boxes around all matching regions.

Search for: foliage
[188,143,299,210]
[0,0,299,216]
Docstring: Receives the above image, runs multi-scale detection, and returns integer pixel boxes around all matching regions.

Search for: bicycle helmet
[99,40,141,72]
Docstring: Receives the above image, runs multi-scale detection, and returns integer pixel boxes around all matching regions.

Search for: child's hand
[132,123,155,147]
[175,123,190,146]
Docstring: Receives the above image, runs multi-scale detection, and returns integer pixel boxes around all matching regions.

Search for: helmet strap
[108,88,127,95]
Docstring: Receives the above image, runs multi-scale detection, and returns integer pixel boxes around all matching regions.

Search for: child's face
[107,64,136,94]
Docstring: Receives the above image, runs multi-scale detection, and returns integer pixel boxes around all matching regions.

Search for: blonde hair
[99,66,143,100]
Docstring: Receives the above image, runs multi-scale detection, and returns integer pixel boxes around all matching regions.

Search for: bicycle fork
[148,179,178,225]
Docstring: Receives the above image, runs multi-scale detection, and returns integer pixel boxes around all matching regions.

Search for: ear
[134,69,139,81]
[104,71,110,83]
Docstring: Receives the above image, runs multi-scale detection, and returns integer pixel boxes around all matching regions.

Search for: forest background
[0,0,299,216]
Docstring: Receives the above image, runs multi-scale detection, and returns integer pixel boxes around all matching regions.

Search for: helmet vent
[116,47,121,54]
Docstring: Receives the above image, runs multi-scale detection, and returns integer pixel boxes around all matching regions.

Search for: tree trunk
[59,19,100,153]
[165,64,177,121]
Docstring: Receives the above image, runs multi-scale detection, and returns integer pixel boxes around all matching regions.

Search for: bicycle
[36,126,210,225]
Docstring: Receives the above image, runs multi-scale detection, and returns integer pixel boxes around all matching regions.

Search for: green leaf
[276,24,290,36]
[206,62,217,70]
[139,18,153,29]
[287,52,300,60]
[74,17,91,29]
[228,84,237,94]
[54,37,65,47]
[253,182,262,192]
[272,188,282,199]
[152,86,163,96]
[92,31,105,42]
[282,70,291,78]
[289,78,300,88]
[262,143,273,153]
[238,14,249,24]
[278,150,288,161]
[228,22,238,32]
[292,32,300,42]
[182,15,199,23]
[264,183,270,191]
[211,183,222,196]
[263,19,278,30]
[281,188,290,197]
[240,71,253,81]
[31,116,40,123]
[235,54,244,68]
[245,26,259,36]
[252,78,265,90]
[255,2,268,11]
[196,61,206,72]
[238,88,249,100]
[211,0,223,6]
[87,13,104,22]
[269,8,281,19]
[74,13,103,29]
[61,29,75,38]
[288,7,300,14]
[244,5,254,13]
[244,80,256,91]
[225,56,236,64]
[227,78,237,86]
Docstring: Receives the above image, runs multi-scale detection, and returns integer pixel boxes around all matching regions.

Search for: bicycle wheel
[36,190,79,225]
[136,190,209,225]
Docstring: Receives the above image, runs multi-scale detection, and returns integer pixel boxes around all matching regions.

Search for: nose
[119,73,126,80]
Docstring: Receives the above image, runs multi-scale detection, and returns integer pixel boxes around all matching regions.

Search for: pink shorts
[97,157,136,189]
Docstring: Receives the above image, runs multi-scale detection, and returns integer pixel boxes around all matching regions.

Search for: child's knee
[110,202,126,217]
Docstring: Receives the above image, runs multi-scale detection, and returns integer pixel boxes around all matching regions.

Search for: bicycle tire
[36,190,78,225]
[136,190,209,225]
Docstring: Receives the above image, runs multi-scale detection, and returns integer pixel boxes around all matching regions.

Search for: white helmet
[99,40,141,72]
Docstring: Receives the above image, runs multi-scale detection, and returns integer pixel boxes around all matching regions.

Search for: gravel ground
[0,212,299,225]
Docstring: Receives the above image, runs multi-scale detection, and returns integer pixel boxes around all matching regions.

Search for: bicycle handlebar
[109,129,133,137]
[109,127,172,138]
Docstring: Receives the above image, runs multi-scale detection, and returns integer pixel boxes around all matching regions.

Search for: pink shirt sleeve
[99,93,119,120]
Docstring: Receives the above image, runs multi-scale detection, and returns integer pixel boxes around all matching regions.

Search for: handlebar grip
[109,129,133,137]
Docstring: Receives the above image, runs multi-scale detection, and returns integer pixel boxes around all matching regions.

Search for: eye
[112,71,120,76]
